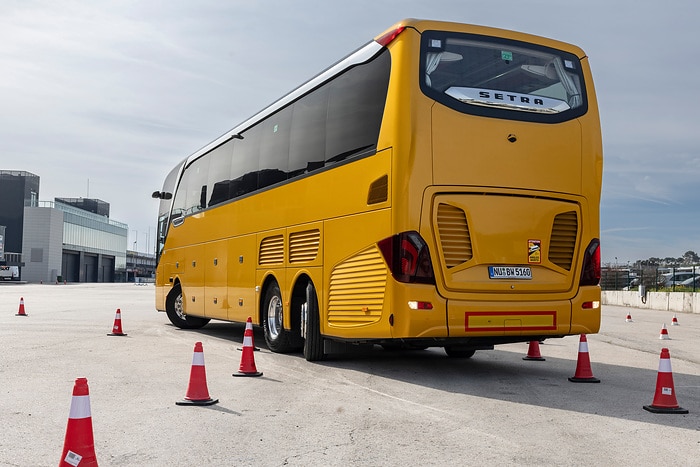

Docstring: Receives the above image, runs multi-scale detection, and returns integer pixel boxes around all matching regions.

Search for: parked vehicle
[0,265,18,281]
[679,275,700,288]
[661,271,697,287]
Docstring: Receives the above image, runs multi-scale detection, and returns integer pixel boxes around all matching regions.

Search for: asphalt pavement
[1,283,698,466]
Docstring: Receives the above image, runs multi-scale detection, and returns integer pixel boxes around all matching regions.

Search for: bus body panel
[227,234,257,323]
[431,107,582,193]
[427,191,584,295]
[323,208,392,339]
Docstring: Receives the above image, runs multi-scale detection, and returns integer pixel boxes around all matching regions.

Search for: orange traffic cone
[107,308,127,336]
[60,378,98,467]
[233,317,263,377]
[625,312,633,322]
[16,297,28,316]
[643,348,688,414]
[659,323,670,340]
[523,341,545,361]
[671,314,679,326]
[176,342,219,406]
[568,334,600,383]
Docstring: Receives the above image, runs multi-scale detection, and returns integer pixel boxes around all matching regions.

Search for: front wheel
[263,281,295,353]
[165,287,210,329]
[302,282,324,361]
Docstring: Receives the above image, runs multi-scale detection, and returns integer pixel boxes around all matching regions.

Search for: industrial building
[0,170,129,282]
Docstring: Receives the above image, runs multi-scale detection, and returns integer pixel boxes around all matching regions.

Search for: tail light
[580,238,600,286]
[378,231,435,284]
[375,26,406,47]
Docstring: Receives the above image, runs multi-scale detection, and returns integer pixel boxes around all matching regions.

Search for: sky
[1,0,698,265]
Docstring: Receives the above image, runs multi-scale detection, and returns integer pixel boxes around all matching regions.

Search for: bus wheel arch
[165,281,210,329]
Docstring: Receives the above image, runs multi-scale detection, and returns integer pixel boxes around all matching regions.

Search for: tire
[302,282,325,361]
[263,281,295,353]
[165,287,210,329]
[444,346,476,359]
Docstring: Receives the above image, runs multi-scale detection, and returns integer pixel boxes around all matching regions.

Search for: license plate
[488,266,532,279]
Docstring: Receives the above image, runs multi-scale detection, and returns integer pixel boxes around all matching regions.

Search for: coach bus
[152,19,602,361]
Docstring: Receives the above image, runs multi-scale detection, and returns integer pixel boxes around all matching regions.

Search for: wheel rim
[267,295,283,340]
[174,292,186,320]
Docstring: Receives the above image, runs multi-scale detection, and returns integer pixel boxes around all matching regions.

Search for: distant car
[660,271,697,287]
[679,275,700,288]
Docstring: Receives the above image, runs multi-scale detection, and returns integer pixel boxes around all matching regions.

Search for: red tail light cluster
[580,238,601,286]
[378,231,435,284]
[375,26,406,47]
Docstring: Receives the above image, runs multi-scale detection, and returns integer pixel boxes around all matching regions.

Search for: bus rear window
[420,31,587,123]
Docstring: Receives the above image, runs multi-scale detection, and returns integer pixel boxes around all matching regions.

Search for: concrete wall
[22,207,64,282]
[602,290,699,314]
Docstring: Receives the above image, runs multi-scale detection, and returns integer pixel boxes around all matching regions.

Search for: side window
[289,87,329,177]
[258,105,292,189]
[230,126,260,198]
[325,49,390,164]
[185,156,209,214]
[171,170,189,219]
[207,142,234,207]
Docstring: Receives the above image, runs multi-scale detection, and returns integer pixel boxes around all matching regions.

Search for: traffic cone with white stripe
[671,314,679,326]
[16,297,28,316]
[233,317,263,377]
[625,312,633,322]
[523,341,545,361]
[568,334,600,383]
[176,342,219,406]
[107,308,127,336]
[643,348,688,414]
[60,378,98,467]
[659,323,670,340]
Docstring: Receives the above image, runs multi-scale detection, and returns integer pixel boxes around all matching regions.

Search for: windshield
[421,31,587,122]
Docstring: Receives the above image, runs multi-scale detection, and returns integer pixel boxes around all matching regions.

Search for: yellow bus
[152,19,602,361]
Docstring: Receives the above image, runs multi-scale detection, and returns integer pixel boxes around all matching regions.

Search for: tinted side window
[325,49,390,163]
[207,141,234,207]
[231,125,261,197]
[289,86,329,177]
[258,105,292,188]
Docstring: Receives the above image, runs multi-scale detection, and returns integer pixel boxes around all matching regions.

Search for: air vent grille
[436,203,473,268]
[289,229,320,263]
[549,211,578,270]
[259,235,284,265]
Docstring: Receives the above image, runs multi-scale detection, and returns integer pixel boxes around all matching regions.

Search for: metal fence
[601,267,699,292]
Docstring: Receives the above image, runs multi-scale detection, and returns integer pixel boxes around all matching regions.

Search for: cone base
[568,376,600,383]
[107,332,127,336]
[176,398,219,406]
[233,371,263,377]
[523,356,546,361]
[643,404,688,414]
[15,313,28,316]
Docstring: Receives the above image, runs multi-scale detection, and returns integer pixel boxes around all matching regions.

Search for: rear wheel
[263,281,295,353]
[165,286,210,329]
[444,346,476,359]
[302,282,325,361]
